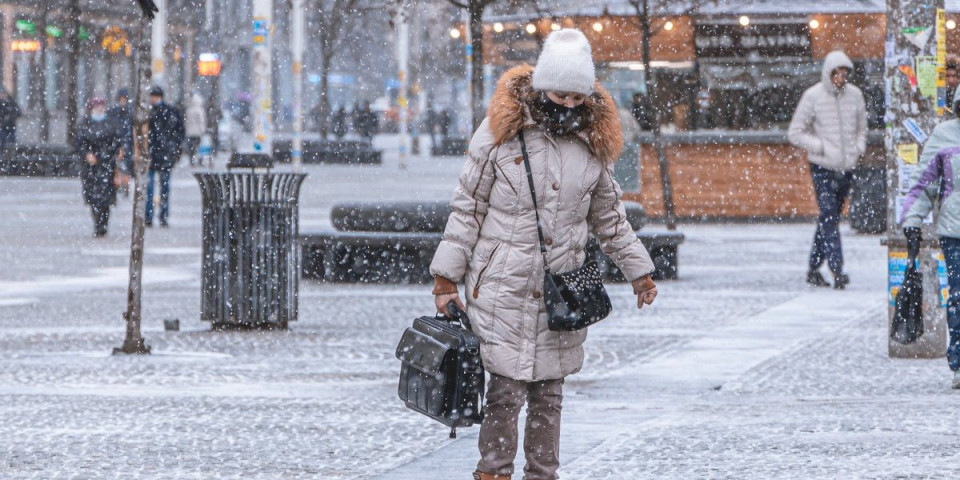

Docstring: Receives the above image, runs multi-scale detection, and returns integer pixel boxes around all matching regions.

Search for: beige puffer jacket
[430,65,655,382]
[787,51,867,172]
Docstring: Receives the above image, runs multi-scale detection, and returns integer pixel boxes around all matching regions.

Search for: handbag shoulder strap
[518,130,550,274]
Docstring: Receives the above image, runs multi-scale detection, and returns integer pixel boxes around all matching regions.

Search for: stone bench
[301,201,684,283]
[273,139,382,165]
[0,144,80,177]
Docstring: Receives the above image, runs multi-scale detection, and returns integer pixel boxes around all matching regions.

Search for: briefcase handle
[442,300,473,331]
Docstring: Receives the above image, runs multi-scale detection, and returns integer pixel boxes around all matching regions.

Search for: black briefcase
[395,302,484,438]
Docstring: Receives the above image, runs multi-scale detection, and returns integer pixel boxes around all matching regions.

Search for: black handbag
[518,130,613,331]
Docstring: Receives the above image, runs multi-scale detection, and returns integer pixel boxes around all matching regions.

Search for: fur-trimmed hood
[487,64,623,164]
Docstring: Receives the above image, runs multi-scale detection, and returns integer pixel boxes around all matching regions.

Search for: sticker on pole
[902,118,928,144]
[253,20,269,45]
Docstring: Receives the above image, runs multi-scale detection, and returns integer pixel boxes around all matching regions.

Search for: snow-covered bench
[301,201,682,283]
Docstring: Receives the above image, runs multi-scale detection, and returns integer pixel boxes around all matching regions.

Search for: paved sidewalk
[1,139,957,479]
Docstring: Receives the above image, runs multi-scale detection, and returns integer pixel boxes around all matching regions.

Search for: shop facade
[483,1,960,222]
[0,1,200,145]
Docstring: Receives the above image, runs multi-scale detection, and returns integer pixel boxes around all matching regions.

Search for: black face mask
[536,93,588,135]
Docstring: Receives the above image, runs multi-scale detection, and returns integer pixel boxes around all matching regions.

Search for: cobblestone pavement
[1,142,957,479]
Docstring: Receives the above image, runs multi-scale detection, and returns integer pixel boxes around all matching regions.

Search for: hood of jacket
[821,51,854,95]
[487,64,623,164]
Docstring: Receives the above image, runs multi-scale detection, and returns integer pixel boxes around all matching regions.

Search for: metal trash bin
[195,172,307,329]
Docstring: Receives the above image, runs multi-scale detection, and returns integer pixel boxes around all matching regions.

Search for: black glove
[904,227,922,260]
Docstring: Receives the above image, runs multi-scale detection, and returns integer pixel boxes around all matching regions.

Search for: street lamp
[739,15,750,27]
[525,23,537,35]
[450,27,461,39]
[493,22,504,33]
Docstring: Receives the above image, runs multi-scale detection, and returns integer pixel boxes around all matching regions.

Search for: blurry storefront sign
[45,25,63,38]
[197,53,222,76]
[11,40,40,52]
[101,26,128,55]
[15,19,35,34]
[695,22,811,60]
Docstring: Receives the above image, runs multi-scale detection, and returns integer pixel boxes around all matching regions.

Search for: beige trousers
[476,373,564,480]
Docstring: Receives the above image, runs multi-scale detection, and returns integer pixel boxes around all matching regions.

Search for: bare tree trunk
[638,0,677,230]
[318,54,332,138]
[65,0,81,146]
[115,15,152,356]
[468,1,484,132]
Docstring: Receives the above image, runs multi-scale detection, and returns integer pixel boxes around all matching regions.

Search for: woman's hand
[435,293,465,316]
[85,153,98,166]
[432,275,465,316]
[631,275,657,309]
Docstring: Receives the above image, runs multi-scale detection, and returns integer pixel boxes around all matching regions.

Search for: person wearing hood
[429,29,659,480]
[185,93,207,167]
[76,98,123,237]
[788,50,867,290]
[901,90,960,389]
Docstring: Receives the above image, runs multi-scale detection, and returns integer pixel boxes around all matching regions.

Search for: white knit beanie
[532,29,595,95]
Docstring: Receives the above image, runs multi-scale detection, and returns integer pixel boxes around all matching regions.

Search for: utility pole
[886,0,947,358]
[633,0,676,230]
[247,0,273,158]
[291,0,304,169]
[150,0,166,88]
[395,2,409,169]
[115,0,157,356]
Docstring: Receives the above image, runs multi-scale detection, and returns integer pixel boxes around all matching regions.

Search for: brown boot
[473,472,510,480]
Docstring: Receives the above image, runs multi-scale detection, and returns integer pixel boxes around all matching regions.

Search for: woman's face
[546,91,587,108]
[91,105,106,118]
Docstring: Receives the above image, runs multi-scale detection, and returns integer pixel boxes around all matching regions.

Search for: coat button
[552,182,560,190]
[532,290,542,299]
[545,237,553,246]
[515,156,523,164]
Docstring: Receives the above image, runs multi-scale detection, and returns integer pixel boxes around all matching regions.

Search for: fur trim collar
[487,64,623,164]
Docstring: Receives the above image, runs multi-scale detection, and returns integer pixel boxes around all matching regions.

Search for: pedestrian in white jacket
[430,29,658,480]
[788,50,867,289]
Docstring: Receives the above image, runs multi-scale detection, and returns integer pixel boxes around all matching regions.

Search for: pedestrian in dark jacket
[353,100,378,140]
[331,106,348,139]
[107,88,134,196]
[0,89,21,151]
[630,92,654,131]
[76,97,123,237]
[146,86,185,227]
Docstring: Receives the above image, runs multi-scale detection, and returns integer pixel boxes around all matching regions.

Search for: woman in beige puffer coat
[429,29,659,480]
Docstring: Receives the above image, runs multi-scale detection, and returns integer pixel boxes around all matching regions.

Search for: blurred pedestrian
[430,29,658,480]
[146,86,184,228]
[353,100,378,141]
[185,93,207,166]
[902,90,960,389]
[946,56,959,112]
[788,50,867,289]
[107,88,134,196]
[0,89,21,151]
[76,98,123,237]
[630,91,654,131]
[331,106,348,139]
[424,104,438,148]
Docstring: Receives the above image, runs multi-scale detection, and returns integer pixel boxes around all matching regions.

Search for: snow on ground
[1,138,957,479]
